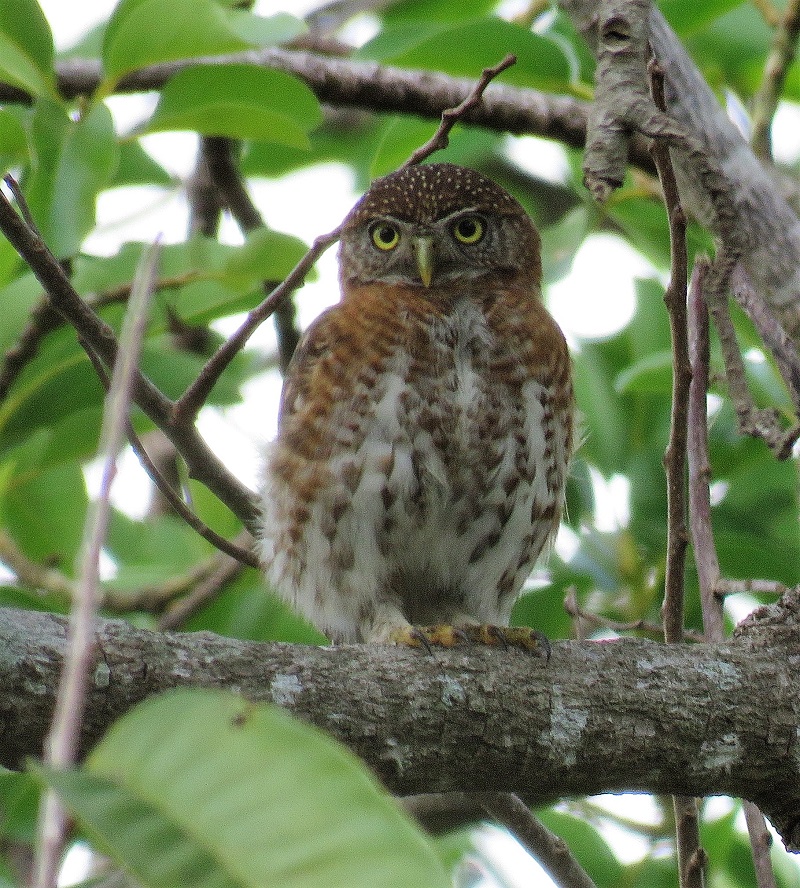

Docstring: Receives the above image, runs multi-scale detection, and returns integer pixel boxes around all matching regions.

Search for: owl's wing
[277,306,338,424]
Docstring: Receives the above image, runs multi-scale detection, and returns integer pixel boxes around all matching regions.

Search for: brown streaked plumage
[258,163,573,645]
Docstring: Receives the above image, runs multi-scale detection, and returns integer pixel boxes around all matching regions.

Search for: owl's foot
[388,624,550,659]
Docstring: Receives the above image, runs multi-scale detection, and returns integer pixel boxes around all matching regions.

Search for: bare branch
[402,54,517,167]
[687,260,725,640]
[34,242,159,888]
[648,57,703,888]
[687,263,779,888]
[172,225,342,425]
[478,793,598,888]
[648,59,690,648]
[3,605,800,851]
[750,0,800,159]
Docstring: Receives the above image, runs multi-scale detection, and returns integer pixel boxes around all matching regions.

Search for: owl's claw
[388,624,550,659]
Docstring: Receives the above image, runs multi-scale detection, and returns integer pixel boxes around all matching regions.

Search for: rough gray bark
[1,600,799,851]
[562,1,800,338]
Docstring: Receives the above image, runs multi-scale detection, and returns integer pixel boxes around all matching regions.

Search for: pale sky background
[32,2,800,886]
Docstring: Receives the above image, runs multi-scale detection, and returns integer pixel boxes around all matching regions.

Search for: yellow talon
[386,623,550,659]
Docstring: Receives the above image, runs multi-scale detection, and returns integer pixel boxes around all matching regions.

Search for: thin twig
[649,58,705,888]
[33,241,160,888]
[562,588,705,642]
[750,0,800,159]
[743,802,778,888]
[172,225,342,424]
[127,428,259,568]
[174,53,518,425]
[3,174,42,234]
[476,793,598,888]
[687,257,779,888]
[649,60,690,647]
[687,260,724,641]
[0,529,78,601]
[80,344,258,568]
[402,53,517,168]
[158,547,246,630]
[716,578,788,598]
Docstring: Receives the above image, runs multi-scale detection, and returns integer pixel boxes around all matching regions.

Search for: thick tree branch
[562,1,800,340]
[2,604,799,852]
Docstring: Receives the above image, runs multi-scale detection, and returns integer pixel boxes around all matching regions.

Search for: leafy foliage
[0,1,798,887]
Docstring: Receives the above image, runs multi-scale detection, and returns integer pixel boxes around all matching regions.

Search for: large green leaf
[0,0,57,100]
[140,64,322,146]
[224,10,305,47]
[102,0,249,84]
[658,0,745,37]
[359,18,572,92]
[220,226,313,290]
[0,459,87,565]
[25,99,118,258]
[0,108,28,173]
[41,690,449,888]
[0,766,40,843]
[382,0,497,24]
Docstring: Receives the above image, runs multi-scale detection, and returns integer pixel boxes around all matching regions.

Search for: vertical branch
[750,0,800,159]
[648,59,704,888]
[33,243,160,888]
[688,271,778,888]
[687,260,724,639]
[649,60,690,647]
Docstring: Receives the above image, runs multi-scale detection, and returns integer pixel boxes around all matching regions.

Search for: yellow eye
[370,222,400,251]
[452,215,485,244]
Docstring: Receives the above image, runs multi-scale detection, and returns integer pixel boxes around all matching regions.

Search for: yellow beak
[413,235,434,288]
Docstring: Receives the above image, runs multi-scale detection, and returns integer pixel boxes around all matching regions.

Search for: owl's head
[338,163,541,292]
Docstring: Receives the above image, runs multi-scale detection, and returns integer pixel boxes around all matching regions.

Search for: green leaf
[658,0,744,37]
[615,351,673,394]
[383,0,497,24]
[41,690,449,888]
[112,140,174,187]
[540,206,590,285]
[221,227,312,290]
[358,18,572,92]
[182,569,329,645]
[0,108,29,173]
[140,64,322,146]
[39,767,238,888]
[683,4,771,97]
[0,0,57,100]
[0,766,40,843]
[0,335,104,452]
[105,511,212,593]
[572,341,632,472]
[225,11,306,47]
[102,0,250,84]
[0,460,87,565]
[25,100,118,258]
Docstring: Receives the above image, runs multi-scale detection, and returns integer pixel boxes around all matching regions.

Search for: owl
[258,163,573,648]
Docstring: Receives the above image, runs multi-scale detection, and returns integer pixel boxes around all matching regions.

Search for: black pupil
[377,225,395,244]
[459,219,477,238]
